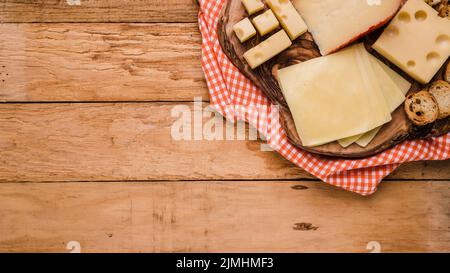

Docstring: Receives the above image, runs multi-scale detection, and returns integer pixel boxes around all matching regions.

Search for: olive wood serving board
[217,0,449,158]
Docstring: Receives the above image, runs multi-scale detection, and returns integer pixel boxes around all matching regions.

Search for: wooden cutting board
[217,0,449,158]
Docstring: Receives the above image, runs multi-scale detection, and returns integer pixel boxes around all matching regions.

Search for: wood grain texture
[0,181,448,253]
[0,0,198,23]
[0,103,448,182]
[0,23,207,102]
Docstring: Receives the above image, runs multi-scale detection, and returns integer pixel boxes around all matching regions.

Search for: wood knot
[291,185,308,190]
[293,223,318,231]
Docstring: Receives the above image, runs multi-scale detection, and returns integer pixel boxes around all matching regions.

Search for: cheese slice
[338,134,363,148]
[356,126,382,147]
[241,0,265,15]
[278,44,392,147]
[365,52,406,113]
[243,30,292,69]
[266,0,308,40]
[373,0,450,84]
[337,46,406,148]
[374,58,411,95]
[294,0,402,55]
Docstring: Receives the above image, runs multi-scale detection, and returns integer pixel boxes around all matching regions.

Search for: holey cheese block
[293,0,402,55]
[373,0,450,84]
[217,0,450,157]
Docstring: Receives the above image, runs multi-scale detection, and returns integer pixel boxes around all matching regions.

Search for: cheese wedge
[294,0,402,55]
[278,44,392,147]
[373,0,450,84]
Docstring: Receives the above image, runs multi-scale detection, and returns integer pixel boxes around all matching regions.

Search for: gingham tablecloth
[197,0,449,195]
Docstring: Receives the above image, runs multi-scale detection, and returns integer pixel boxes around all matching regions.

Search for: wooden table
[0,0,449,253]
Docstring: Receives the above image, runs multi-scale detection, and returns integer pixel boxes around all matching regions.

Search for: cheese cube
[373,0,450,84]
[243,30,292,69]
[241,0,264,15]
[252,9,280,36]
[265,0,308,40]
[233,18,257,43]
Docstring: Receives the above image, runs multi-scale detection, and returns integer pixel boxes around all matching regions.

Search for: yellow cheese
[233,17,257,43]
[243,30,292,69]
[356,126,382,148]
[252,9,280,36]
[374,58,411,95]
[241,0,265,15]
[266,0,307,40]
[338,134,363,148]
[365,51,406,113]
[277,44,392,147]
[233,18,257,43]
[373,0,450,84]
[337,46,406,149]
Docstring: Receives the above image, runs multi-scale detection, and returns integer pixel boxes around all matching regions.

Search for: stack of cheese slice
[277,44,411,148]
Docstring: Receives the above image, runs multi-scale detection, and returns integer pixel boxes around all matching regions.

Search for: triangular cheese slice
[294,0,402,55]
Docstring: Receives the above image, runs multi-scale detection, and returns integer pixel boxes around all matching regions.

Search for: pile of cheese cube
[233,0,308,69]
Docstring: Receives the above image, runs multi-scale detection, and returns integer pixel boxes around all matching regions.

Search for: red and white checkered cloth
[197,0,449,195]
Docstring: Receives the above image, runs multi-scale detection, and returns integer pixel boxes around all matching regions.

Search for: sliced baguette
[429,80,450,119]
[405,91,439,126]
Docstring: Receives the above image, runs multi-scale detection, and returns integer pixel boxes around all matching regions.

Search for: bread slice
[405,91,439,126]
[429,80,450,119]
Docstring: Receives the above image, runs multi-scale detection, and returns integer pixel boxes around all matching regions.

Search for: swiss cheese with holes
[373,0,450,84]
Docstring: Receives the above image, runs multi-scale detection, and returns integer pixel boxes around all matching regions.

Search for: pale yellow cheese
[243,30,292,69]
[337,46,407,149]
[252,9,280,36]
[365,51,406,113]
[277,44,392,147]
[233,17,257,43]
[294,0,402,55]
[373,0,450,84]
[241,0,265,15]
[338,134,363,148]
[356,126,382,148]
[374,58,411,95]
[266,0,307,40]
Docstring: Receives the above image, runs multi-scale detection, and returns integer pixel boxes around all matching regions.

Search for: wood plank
[0,181,448,252]
[0,23,207,102]
[0,103,448,182]
[0,0,198,23]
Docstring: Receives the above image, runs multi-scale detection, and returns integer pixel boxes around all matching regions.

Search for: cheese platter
[218,0,450,158]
